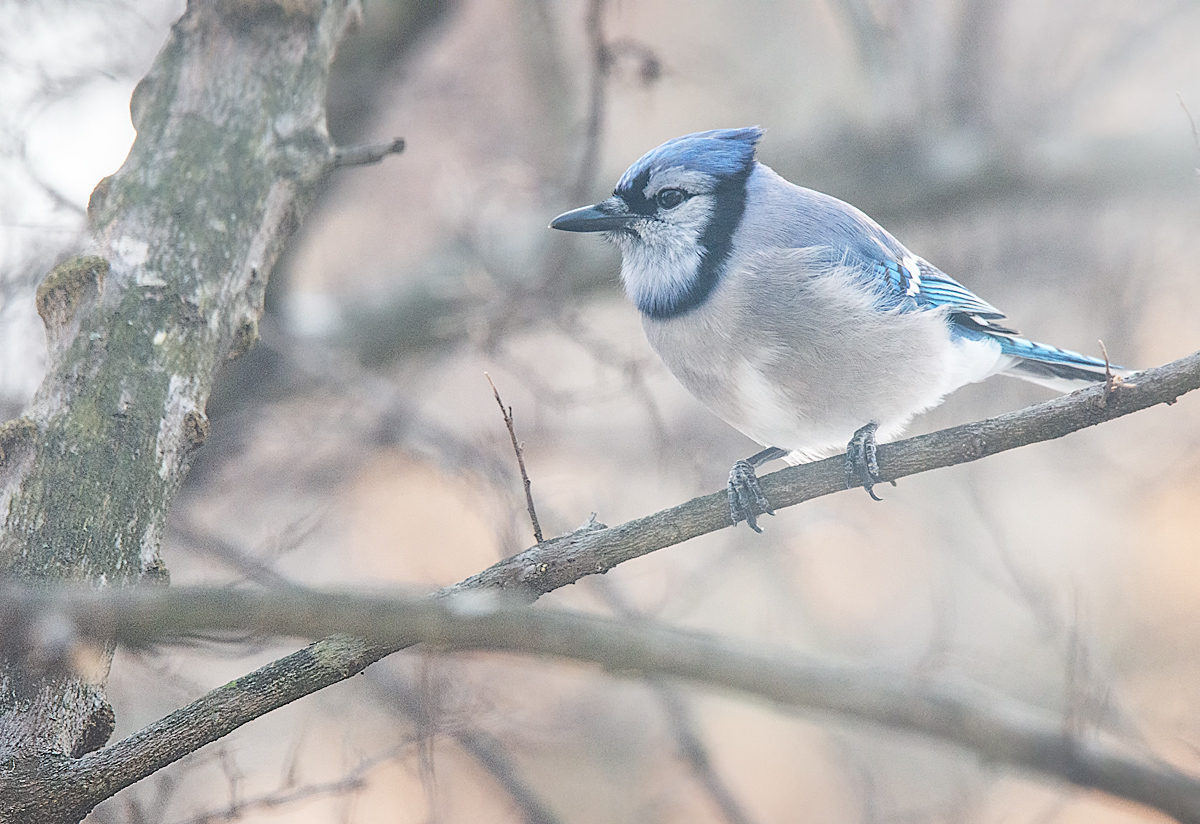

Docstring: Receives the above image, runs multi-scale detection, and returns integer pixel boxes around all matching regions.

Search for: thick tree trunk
[0,1,357,820]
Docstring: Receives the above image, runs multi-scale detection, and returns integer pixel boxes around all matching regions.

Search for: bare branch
[4,585,1200,823]
[170,524,564,824]
[6,347,1198,821]
[446,349,1200,601]
[486,373,543,544]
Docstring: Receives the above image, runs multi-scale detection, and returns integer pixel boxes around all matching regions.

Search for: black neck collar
[641,165,753,319]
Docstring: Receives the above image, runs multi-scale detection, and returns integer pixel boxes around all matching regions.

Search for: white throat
[611,194,714,316]
[616,232,704,316]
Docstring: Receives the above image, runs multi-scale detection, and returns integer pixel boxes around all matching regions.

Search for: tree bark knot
[182,410,210,449]
[0,418,36,468]
[70,704,115,758]
[35,257,108,351]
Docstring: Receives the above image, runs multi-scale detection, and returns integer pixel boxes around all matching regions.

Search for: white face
[609,166,719,316]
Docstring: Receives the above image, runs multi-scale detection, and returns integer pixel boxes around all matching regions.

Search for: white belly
[640,258,1008,460]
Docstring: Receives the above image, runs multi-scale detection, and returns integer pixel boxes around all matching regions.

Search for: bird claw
[845,422,889,501]
[728,459,774,532]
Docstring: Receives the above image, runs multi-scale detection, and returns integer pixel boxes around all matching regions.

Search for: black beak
[549,198,633,232]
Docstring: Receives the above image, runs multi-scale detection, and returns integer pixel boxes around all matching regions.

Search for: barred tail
[998,336,1132,393]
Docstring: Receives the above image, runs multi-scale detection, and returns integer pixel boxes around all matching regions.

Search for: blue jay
[551,128,1127,531]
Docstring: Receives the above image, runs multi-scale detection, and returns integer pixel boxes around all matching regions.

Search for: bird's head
[550,127,763,318]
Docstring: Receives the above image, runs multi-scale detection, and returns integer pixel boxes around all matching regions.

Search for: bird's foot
[728,459,774,532]
[845,422,892,501]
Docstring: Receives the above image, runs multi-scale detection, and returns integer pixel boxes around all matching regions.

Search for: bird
[550,127,1129,531]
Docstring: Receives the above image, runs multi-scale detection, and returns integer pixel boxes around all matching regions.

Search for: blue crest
[615,127,764,196]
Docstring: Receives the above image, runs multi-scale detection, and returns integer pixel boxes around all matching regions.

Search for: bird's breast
[639,257,986,457]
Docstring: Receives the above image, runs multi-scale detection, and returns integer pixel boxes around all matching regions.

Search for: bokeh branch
[4,347,1198,821]
[4,585,1200,824]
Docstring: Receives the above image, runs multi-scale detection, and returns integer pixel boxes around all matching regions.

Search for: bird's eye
[655,188,686,210]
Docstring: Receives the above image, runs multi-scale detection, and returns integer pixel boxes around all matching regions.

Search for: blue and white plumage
[551,128,1129,529]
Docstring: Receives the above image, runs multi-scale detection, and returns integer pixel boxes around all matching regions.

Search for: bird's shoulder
[742,167,899,257]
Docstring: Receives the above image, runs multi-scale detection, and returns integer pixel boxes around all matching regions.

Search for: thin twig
[964,476,1144,743]
[518,0,616,304]
[655,684,758,824]
[485,373,543,544]
[172,743,406,824]
[331,137,406,168]
[172,523,298,591]
[1098,339,1123,396]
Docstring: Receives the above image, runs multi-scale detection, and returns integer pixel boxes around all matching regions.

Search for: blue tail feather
[997,335,1127,389]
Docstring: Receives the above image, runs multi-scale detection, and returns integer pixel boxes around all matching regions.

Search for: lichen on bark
[0,0,359,815]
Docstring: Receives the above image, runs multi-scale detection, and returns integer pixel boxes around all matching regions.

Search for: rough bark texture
[0,0,356,820]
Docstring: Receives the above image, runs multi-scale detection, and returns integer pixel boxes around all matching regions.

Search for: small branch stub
[332,137,405,168]
[1097,339,1127,402]
[486,373,543,544]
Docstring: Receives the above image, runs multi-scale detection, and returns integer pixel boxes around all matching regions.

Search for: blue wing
[770,184,1124,385]
[872,257,1017,334]
[870,254,1124,384]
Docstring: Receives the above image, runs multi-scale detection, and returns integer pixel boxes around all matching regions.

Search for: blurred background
[4,0,1200,821]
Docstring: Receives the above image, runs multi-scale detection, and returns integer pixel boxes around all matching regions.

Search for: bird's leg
[845,422,890,501]
[728,446,788,532]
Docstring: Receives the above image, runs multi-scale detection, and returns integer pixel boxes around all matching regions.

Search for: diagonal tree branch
[447,350,1200,601]
[179,521,564,824]
[5,584,1200,824]
[2,347,1198,820]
